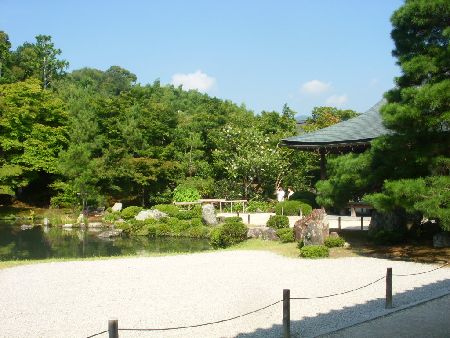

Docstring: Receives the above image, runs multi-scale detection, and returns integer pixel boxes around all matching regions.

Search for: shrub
[224,216,243,223]
[299,245,329,258]
[275,201,312,216]
[187,226,210,238]
[324,236,346,248]
[121,206,143,220]
[267,215,289,229]
[173,185,201,202]
[104,211,121,223]
[210,221,248,249]
[191,217,203,227]
[276,228,295,243]
[152,204,180,217]
[247,200,274,212]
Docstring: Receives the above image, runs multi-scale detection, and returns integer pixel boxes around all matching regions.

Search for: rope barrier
[86,330,107,338]
[85,259,449,336]
[290,275,386,300]
[393,261,448,277]
[118,300,282,332]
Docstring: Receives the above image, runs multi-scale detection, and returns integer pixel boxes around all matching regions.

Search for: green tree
[0,31,12,81]
[0,79,67,197]
[302,106,359,132]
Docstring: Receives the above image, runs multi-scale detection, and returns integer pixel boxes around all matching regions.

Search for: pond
[0,222,212,260]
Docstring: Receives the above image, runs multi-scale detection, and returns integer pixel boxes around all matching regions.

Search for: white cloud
[300,80,331,95]
[171,70,216,93]
[325,94,348,107]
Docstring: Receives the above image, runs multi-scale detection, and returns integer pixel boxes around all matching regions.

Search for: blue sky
[1,0,403,116]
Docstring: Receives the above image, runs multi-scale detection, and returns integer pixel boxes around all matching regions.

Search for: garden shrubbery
[275,200,312,216]
[173,185,201,202]
[210,220,248,249]
[266,215,289,229]
[324,236,346,248]
[151,204,180,217]
[276,228,295,243]
[247,200,274,212]
[121,206,143,220]
[299,245,329,258]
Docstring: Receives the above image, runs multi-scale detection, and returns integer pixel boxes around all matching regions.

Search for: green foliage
[103,211,121,223]
[224,216,243,223]
[152,204,180,217]
[172,185,201,202]
[324,236,346,248]
[301,107,359,132]
[299,245,329,258]
[210,221,248,249]
[121,206,143,220]
[247,200,274,212]
[266,215,289,229]
[275,201,312,216]
[276,228,295,243]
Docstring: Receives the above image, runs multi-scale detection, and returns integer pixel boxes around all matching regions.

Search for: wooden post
[386,268,393,309]
[360,216,364,230]
[108,318,118,338]
[247,213,251,225]
[338,216,341,231]
[231,202,233,213]
[319,148,326,180]
[283,289,291,338]
[237,211,240,218]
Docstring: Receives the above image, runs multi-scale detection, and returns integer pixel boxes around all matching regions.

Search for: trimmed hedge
[276,228,295,243]
[266,215,289,229]
[299,245,329,258]
[275,201,312,216]
[324,236,346,248]
[152,204,180,217]
[210,221,248,249]
[121,206,143,220]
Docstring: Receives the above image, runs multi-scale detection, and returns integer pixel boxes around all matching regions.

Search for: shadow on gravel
[235,278,450,338]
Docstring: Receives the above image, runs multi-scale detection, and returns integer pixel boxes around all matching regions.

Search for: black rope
[86,330,107,338]
[393,261,449,277]
[290,275,386,300]
[118,299,282,332]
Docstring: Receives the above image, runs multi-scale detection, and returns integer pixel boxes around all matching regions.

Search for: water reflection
[0,222,211,260]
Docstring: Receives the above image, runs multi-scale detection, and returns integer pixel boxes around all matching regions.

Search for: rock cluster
[294,209,329,245]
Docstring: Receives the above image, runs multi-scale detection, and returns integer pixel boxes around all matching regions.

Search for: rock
[433,232,450,248]
[202,204,218,226]
[20,224,34,230]
[87,222,103,228]
[343,242,351,248]
[43,217,49,226]
[247,227,278,240]
[368,209,409,237]
[135,209,167,221]
[294,209,329,245]
[98,229,123,238]
[329,231,339,238]
[76,213,84,223]
[62,223,73,228]
[111,202,123,212]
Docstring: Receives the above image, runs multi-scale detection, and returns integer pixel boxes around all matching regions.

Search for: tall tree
[0,31,12,81]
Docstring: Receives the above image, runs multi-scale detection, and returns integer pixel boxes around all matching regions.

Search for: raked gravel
[0,251,449,338]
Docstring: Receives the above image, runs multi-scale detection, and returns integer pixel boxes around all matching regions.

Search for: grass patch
[228,239,300,258]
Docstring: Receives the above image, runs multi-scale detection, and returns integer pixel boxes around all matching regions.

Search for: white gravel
[0,251,449,338]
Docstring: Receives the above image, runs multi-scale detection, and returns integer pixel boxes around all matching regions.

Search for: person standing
[287,187,294,200]
[276,187,285,202]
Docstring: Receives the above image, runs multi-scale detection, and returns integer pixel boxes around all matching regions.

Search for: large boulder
[111,202,123,212]
[368,209,408,236]
[433,232,450,248]
[294,209,329,245]
[135,209,167,221]
[202,204,218,225]
[247,227,278,240]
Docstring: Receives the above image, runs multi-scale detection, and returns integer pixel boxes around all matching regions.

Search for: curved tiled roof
[282,100,390,150]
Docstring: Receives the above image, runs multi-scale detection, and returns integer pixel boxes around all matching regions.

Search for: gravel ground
[0,251,449,338]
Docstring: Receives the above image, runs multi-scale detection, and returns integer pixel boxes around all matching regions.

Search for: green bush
[173,185,201,202]
[224,216,243,223]
[276,228,295,243]
[324,236,346,248]
[266,215,289,229]
[186,226,210,238]
[121,206,143,220]
[247,200,274,212]
[299,245,329,258]
[275,201,312,216]
[191,217,203,227]
[210,221,248,249]
[104,211,121,223]
[152,204,180,217]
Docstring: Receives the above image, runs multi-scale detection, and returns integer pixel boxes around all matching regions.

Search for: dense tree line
[2,32,354,208]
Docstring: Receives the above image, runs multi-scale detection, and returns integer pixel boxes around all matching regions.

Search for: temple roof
[282,100,390,152]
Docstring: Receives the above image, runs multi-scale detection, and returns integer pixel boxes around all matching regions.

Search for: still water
[0,222,211,260]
